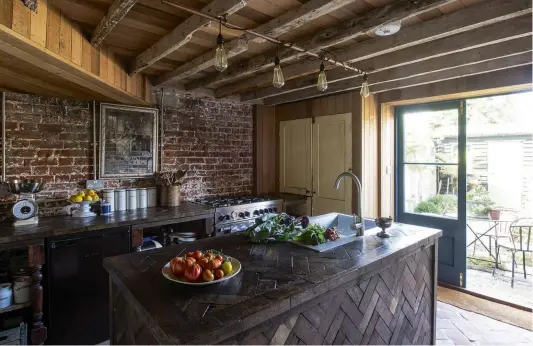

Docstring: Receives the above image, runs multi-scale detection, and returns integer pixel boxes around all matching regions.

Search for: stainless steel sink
[290,213,377,252]
[308,213,376,234]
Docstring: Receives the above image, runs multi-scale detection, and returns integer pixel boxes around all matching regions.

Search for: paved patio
[466,267,533,309]
[437,302,533,345]
[466,218,533,308]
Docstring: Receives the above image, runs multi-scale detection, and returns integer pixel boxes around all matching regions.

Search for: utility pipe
[159,89,164,172]
[93,101,97,179]
[1,92,6,182]
[161,0,364,73]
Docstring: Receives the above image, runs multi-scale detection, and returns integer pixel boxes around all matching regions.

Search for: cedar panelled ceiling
[49,0,531,104]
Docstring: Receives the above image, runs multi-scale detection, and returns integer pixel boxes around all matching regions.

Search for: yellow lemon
[84,195,93,202]
[71,196,83,203]
[92,195,100,201]
[77,191,85,197]
[87,189,96,196]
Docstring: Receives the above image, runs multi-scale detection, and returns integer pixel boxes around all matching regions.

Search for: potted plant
[466,186,494,219]
[156,170,187,207]
[489,208,501,221]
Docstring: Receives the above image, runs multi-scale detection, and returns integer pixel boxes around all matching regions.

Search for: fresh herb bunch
[244,213,300,243]
[244,213,328,245]
[292,223,327,245]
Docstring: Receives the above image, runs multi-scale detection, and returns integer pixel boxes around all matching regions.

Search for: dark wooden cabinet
[45,227,131,345]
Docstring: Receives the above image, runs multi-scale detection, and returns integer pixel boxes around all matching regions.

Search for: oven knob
[224,214,230,220]
[268,208,273,213]
[253,210,259,216]
[259,209,264,214]
[244,211,250,217]
[238,212,244,218]
[218,215,225,221]
[231,211,238,219]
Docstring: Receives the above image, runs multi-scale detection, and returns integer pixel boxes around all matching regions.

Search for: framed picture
[99,103,159,178]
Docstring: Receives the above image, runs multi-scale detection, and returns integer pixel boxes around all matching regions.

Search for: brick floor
[437,302,533,345]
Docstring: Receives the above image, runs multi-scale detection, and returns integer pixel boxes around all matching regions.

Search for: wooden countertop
[0,202,215,246]
[104,223,441,344]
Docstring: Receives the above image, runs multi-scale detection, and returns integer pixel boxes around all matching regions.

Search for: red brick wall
[161,95,253,199]
[0,92,253,218]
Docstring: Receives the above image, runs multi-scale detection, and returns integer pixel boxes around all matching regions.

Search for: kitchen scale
[3,179,46,226]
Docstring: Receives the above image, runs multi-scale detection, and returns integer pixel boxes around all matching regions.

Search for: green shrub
[414,194,457,215]
[467,185,494,216]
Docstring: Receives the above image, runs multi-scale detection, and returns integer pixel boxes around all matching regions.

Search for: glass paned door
[396,100,467,287]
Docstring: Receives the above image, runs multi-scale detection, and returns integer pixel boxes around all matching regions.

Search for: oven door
[215,219,256,235]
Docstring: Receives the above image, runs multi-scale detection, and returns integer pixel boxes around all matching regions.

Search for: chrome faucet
[334,172,365,236]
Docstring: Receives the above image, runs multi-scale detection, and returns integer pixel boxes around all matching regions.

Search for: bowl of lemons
[69,189,100,217]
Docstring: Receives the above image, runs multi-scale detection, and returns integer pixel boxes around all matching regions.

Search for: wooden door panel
[312,113,352,215]
[279,118,312,195]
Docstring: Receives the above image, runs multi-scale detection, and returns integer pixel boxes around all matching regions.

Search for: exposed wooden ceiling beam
[153,0,360,87]
[263,52,532,105]
[220,0,532,98]
[185,0,454,91]
[90,0,139,47]
[380,65,532,103]
[241,16,532,102]
[130,0,246,75]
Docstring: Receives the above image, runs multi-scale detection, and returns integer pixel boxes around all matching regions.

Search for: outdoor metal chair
[495,218,533,288]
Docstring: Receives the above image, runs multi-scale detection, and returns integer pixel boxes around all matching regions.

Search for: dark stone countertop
[0,202,215,246]
[104,223,442,345]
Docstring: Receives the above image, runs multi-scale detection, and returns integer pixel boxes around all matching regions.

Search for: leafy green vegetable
[292,224,327,245]
[244,213,299,243]
[244,213,328,246]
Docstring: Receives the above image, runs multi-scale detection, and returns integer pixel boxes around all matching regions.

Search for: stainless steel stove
[195,196,283,236]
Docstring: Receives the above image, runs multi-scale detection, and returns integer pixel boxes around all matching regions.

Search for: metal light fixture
[317,61,327,91]
[214,18,228,72]
[360,73,370,98]
[272,46,284,88]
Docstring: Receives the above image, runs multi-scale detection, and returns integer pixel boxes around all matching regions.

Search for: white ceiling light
[375,22,401,36]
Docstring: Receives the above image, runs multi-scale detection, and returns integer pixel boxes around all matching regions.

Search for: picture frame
[99,103,159,179]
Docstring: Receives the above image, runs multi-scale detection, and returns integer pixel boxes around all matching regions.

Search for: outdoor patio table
[467,218,515,263]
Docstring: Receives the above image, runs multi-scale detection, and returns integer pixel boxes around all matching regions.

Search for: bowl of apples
[162,250,241,286]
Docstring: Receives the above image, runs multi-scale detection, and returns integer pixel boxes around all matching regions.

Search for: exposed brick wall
[161,94,253,199]
[0,92,253,219]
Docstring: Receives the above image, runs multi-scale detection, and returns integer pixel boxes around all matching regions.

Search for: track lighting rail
[161,0,365,74]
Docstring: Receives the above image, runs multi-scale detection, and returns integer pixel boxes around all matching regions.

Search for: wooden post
[27,244,46,345]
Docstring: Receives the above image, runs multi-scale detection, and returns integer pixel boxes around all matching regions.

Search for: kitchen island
[105,223,441,345]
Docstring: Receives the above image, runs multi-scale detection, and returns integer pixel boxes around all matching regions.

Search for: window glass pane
[403,109,459,163]
[466,92,533,219]
[404,164,458,218]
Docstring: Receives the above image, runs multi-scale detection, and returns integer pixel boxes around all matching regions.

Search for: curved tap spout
[334,172,364,236]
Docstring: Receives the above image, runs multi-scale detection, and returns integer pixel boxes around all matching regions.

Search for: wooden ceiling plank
[220,0,532,98]
[263,52,532,105]
[130,0,246,75]
[0,23,148,104]
[153,0,361,87]
[186,0,454,91]
[242,31,532,101]
[91,0,139,48]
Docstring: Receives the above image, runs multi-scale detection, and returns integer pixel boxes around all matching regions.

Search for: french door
[396,100,467,287]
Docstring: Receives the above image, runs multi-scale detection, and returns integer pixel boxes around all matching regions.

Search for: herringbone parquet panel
[219,245,435,345]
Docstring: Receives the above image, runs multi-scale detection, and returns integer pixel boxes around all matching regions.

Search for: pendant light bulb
[360,73,370,98]
[317,62,328,92]
[214,19,228,72]
[272,56,285,88]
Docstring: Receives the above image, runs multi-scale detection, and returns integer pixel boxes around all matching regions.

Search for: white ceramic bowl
[162,256,241,286]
